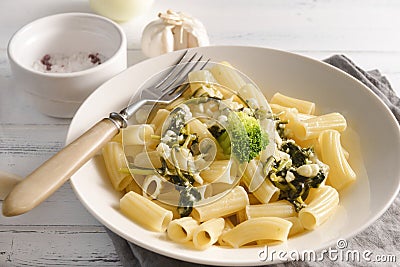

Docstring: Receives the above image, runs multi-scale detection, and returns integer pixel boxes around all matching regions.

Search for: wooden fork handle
[2,118,120,217]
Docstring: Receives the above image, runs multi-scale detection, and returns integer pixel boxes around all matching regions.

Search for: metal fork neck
[108,112,128,129]
[108,99,160,129]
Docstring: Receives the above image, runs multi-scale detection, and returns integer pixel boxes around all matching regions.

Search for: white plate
[66,46,400,266]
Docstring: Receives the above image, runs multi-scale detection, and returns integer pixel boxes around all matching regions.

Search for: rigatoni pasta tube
[200,160,230,183]
[150,109,170,136]
[285,217,305,237]
[123,145,144,159]
[299,186,339,230]
[242,160,279,204]
[245,200,297,219]
[102,142,132,191]
[152,200,180,220]
[292,113,347,141]
[142,175,163,199]
[318,130,356,190]
[236,209,247,224]
[187,119,216,141]
[210,61,246,92]
[221,217,292,248]
[249,177,279,204]
[167,217,199,243]
[186,119,225,159]
[133,151,162,169]
[218,218,235,246]
[270,92,315,115]
[188,69,218,92]
[120,191,173,232]
[192,186,249,222]
[111,131,123,143]
[123,124,154,145]
[248,193,261,205]
[270,103,299,120]
[192,218,225,250]
[125,179,142,194]
[238,83,269,109]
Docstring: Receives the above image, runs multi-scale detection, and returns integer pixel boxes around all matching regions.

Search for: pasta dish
[101,61,356,250]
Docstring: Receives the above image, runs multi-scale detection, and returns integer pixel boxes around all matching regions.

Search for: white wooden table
[1,0,399,266]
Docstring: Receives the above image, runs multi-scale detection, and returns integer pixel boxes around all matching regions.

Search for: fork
[2,51,209,217]
[117,51,209,124]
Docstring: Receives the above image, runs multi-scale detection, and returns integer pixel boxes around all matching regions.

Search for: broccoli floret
[217,111,269,162]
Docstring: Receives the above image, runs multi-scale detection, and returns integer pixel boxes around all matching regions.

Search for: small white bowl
[7,13,127,118]
[89,0,154,22]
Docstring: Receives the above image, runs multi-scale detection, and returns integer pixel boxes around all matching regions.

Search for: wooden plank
[0,226,122,266]
[1,0,400,52]
[147,0,400,51]
[0,125,100,226]
[0,183,101,226]
[0,125,67,176]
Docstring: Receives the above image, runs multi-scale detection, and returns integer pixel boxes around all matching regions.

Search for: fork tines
[156,51,210,94]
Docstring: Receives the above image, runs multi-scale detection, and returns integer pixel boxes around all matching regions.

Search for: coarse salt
[33,52,106,73]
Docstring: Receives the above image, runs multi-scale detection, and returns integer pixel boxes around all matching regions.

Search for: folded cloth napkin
[106,55,400,267]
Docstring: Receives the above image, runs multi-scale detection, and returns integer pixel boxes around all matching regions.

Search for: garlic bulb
[141,10,210,57]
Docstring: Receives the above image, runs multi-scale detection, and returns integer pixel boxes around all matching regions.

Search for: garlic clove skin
[141,10,210,58]
[142,20,175,58]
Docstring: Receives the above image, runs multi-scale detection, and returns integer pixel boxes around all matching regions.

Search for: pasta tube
[167,217,200,243]
[200,160,230,184]
[123,124,154,145]
[299,186,339,230]
[248,193,261,205]
[270,92,315,115]
[150,109,170,136]
[152,200,180,219]
[142,175,163,199]
[188,69,218,92]
[245,200,297,219]
[318,130,356,190]
[236,209,247,224]
[242,160,279,203]
[221,217,292,248]
[218,218,235,246]
[192,218,225,250]
[187,119,218,142]
[238,83,269,109]
[111,131,123,143]
[285,217,305,237]
[187,119,225,160]
[123,145,145,160]
[133,151,162,169]
[125,179,142,195]
[102,142,132,191]
[270,103,298,119]
[192,186,249,222]
[292,113,347,141]
[120,191,173,232]
[210,61,246,92]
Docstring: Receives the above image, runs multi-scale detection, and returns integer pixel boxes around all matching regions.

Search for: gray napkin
[106,55,400,267]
